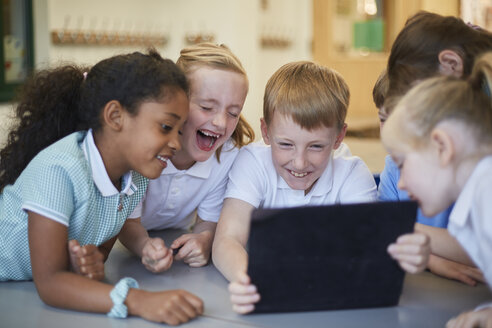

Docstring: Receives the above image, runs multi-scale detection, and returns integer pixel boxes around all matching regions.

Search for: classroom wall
[0,0,462,146]
[0,0,313,144]
[313,0,460,129]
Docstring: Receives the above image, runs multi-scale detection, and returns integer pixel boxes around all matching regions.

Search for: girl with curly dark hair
[0,50,203,325]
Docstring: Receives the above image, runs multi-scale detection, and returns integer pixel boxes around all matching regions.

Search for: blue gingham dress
[0,131,148,280]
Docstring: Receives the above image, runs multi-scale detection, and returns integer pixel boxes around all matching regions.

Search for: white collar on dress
[450,156,492,226]
[82,129,135,197]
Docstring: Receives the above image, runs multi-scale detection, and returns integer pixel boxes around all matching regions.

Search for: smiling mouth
[289,170,308,178]
[196,129,221,151]
[156,155,169,167]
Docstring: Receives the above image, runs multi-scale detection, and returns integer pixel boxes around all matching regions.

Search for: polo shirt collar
[160,153,214,179]
[82,129,135,197]
[450,156,492,226]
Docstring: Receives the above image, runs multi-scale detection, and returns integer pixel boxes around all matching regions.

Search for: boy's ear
[260,118,271,145]
[438,50,464,78]
[430,128,454,167]
[103,100,125,131]
[333,123,347,150]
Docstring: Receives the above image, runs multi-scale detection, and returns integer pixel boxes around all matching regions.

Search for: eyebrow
[273,136,293,142]
[197,97,242,108]
[196,97,218,104]
[165,113,182,120]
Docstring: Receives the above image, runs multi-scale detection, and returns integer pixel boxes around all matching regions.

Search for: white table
[1,229,491,327]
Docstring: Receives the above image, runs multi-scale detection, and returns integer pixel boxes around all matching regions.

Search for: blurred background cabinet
[313,0,459,131]
[0,0,466,172]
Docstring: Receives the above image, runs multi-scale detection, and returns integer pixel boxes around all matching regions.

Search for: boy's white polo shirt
[141,141,239,230]
[225,142,377,209]
[448,155,492,288]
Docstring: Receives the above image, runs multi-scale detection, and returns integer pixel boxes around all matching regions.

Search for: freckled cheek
[185,116,200,130]
[224,118,240,138]
[181,124,195,140]
[186,109,207,128]
[271,151,290,168]
[311,154,329,171]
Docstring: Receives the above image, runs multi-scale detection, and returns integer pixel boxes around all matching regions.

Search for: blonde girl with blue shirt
[380,12,492,287]
[119,43,254,271]
[381,53,492,328]
[374,69,484,286]
[0,50,203,325]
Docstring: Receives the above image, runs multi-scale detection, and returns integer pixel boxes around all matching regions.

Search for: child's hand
[428,254,485,286]
[171,231,213,267]
[141,238,173,273]
[68,240,104,280]
[446,307,492,328]
[129,289,203,325]
[387,232,430,274]
[228,271,261,314]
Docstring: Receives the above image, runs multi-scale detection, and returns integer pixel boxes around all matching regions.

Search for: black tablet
[247,201,417,314]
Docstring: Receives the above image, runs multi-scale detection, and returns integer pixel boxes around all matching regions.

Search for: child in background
[118,43,254,271]
[372,69,390,130]
[0,50,203,325]
[381,52,492,328]
[383,11,492,286]
[212,61,430,314]
[385,11,492,109]
[373,70,484,286]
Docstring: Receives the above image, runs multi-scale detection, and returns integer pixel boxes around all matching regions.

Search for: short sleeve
[474,179,492,285]
[378,155,401,201]
[337,157,377,203]
[196,172,228,222]
[128,200,143,219]
[20,160,77,226]
[225,147,267,208]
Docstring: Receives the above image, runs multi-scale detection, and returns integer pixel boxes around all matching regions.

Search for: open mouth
[289,170,308,178]
[156,155,169,168]
[196,129,221,151]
